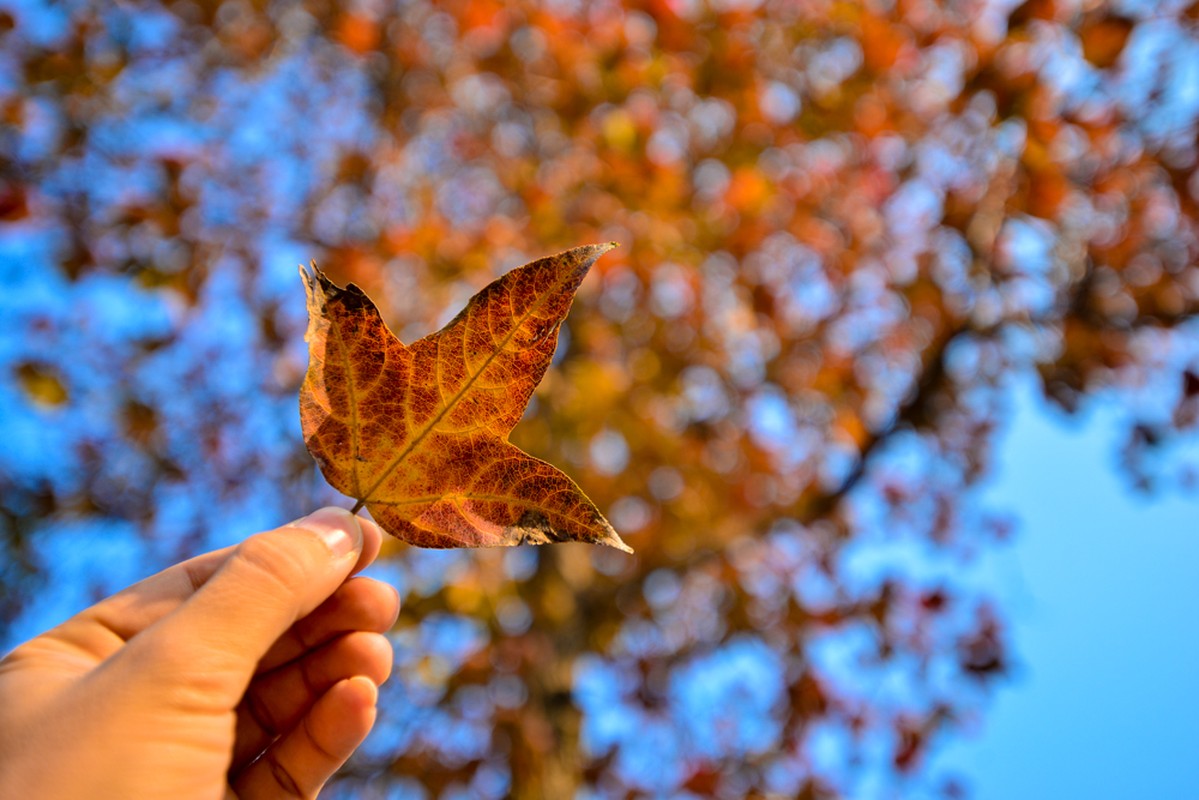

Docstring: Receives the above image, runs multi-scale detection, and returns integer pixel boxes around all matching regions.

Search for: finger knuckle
[233,532,316,595]
[125,636,239,707]
[264,750,305,798]
[302,710,343,765]
[244,687,282,739]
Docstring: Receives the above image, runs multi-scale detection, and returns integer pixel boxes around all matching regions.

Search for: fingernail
[297,507,362,559]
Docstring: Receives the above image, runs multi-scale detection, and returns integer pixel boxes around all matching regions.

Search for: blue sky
[936,377,1199,798]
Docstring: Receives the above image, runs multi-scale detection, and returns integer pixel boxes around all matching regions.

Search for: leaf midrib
[350,273,565,512]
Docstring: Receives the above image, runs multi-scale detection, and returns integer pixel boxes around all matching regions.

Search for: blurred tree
[1,0,1197,797]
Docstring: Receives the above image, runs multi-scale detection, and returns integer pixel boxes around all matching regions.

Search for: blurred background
[1,0,1197,797]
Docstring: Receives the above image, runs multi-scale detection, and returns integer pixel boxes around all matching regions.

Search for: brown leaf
[300,244,632,553]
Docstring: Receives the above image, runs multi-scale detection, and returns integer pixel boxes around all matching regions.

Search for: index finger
[73,514,385,646]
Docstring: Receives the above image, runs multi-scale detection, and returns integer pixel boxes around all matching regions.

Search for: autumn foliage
[1,0,1198,797]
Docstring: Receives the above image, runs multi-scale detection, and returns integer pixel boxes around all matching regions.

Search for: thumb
[138,507,363,695]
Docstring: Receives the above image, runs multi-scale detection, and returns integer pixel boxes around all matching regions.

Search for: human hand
[0,507,400,800]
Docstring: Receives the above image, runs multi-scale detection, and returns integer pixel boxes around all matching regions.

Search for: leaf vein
[330,313,361,497]
[355,270,568,505]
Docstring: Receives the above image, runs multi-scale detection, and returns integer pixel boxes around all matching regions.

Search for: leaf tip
[607,536,635,555]
[298,260,321,296]
[573,241,619,263]
[592,241,619,258]
[599,524,634,554]
[299,261,326,315]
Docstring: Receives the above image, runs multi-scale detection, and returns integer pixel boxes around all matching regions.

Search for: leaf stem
[350,498,366,515]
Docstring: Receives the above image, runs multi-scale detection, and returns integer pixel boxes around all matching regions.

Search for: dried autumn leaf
[300,244,632,553]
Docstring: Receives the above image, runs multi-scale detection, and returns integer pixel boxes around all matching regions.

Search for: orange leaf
[299,244,632,553]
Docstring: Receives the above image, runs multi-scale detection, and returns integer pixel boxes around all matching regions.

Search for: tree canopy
[1,0,1197,796]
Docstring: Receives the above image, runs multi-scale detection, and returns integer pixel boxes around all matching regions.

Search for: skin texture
[0,507,400,800]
